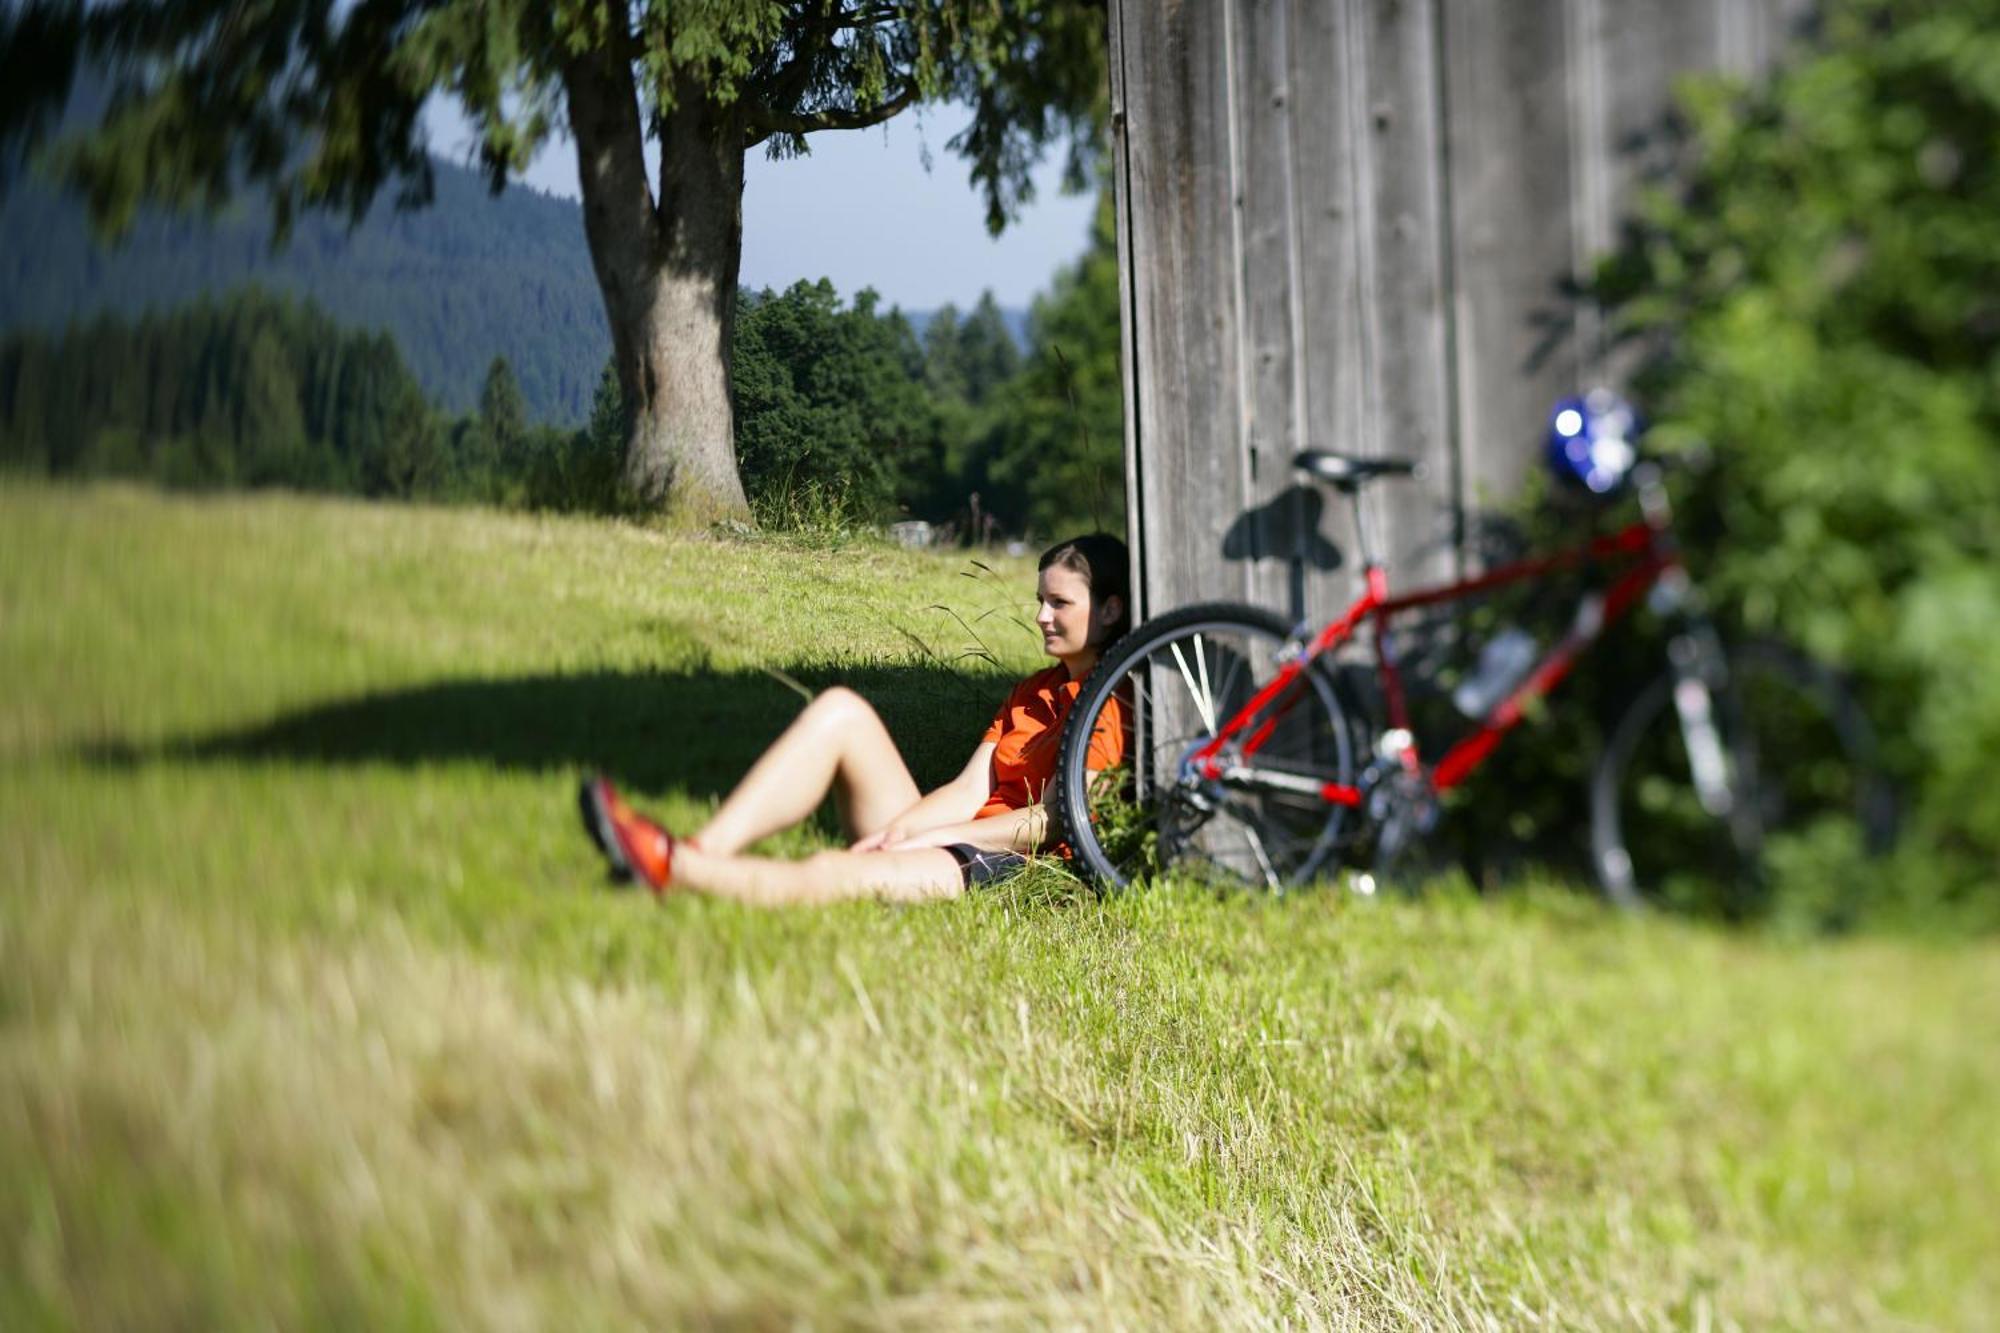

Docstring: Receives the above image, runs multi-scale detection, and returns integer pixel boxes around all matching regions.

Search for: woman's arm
[880,804,1049,855]
[849,741,996,851]
[897,752,1122,855]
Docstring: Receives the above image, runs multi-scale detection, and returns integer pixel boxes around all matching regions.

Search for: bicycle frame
[1187,509,1680,808]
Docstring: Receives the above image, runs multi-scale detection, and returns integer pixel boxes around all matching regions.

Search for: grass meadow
[2,481,1996,1329]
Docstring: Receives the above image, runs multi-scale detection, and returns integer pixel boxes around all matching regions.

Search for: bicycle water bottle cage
[1293,451,1424,492]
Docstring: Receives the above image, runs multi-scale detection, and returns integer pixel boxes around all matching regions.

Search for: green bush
[1596,0,2000,928]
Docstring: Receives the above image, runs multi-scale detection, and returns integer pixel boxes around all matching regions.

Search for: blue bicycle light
[1546,389,1641,496]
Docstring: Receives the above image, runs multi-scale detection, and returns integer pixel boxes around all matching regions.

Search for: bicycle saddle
[1293,450,1425,490]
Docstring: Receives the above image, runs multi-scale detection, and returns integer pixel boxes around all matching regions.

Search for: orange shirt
[975,665,1126,820]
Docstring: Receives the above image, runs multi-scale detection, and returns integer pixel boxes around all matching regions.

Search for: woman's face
[1035,563,1115,664]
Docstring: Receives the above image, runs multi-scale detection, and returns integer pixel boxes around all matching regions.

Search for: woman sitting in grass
[580,533,1129,904]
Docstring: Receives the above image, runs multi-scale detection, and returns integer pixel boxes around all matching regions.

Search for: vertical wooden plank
[1715,0,1762,75]
[1115,0,1251,612]
[1723,0,1817,79]
[1360,0,1458,588]
[1720,0,1817,74]
[1228,0,1306,617]
[1107,0,1146,620]
[1284,0,1368,619]
[1439,0,1581,536]
[1565,0,1611,380]
[1570,0,1724,384]
[1596,0,1723,228]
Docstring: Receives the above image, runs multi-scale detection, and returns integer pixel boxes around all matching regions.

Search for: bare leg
[672,845,965,906]
[693,687,923,856]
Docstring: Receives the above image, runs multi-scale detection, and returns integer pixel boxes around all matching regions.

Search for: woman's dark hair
[1038,533,1132,642]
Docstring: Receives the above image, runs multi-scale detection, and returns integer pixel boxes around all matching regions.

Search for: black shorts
[943,843,1029,888]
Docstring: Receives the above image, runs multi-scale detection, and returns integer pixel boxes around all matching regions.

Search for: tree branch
[744,0,904,115]
[746,5,830,118]
[743,79,919,150]
[824,5,901,29]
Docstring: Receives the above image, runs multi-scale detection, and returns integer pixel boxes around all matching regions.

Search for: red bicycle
[1052,404,1894,909]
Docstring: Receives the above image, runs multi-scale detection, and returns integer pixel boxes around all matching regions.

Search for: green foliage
[479,356,527,450]
[723,226,1126,540]
[731,279,939,524]
[1594,0,2000,923]
[0,274,1038,531]
[976,185,1125,535]
[467,355,529,494]
[917,302,964,396]
[0,290,438,498]
[518,361,628,515]
[924,292,1020,407]
[958,293,1023,404]
[0,287,625,512]
[0,181,1122,539]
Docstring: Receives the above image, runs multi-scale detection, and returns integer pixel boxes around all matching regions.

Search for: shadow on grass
[86,662,1020,799]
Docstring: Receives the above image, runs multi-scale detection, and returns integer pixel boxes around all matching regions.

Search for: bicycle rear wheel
[1051,603,1358,892]
[1591,638,1894,915]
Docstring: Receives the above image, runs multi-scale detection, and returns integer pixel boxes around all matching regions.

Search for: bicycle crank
[1363,764,1442,879]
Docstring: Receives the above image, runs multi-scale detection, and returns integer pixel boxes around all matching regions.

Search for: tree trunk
[564,58,751,525]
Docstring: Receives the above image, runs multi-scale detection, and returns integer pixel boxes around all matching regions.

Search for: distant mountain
[0,157,609,424]
[0,147,1033,424]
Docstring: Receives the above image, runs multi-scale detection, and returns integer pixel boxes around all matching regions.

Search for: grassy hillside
[2,483,1995,1328]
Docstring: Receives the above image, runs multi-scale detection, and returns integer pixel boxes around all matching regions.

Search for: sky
[426,101,1098,312]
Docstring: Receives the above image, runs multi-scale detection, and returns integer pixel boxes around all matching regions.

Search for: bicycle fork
[1668,629,1735,819]
[1667,624,1773,872]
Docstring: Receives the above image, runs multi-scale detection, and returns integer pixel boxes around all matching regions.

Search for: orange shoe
[579,775,674,894]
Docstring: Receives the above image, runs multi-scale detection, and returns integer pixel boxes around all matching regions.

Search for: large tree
[0,1,1105,523]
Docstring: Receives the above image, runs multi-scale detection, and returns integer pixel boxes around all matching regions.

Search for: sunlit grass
[3,481,1996,1328]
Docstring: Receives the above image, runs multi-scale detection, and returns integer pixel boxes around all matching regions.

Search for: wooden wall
[1109,0,1814,622]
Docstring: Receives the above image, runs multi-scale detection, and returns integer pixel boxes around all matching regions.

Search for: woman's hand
[849,825,910,853]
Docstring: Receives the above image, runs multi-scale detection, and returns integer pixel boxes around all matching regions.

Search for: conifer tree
[922,303,967,403]
[957,292,1021,407]
[479,357,528,457]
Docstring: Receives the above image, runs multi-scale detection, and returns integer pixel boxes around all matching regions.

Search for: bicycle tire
[1051,603,1358,892]
[1590,638,1895,915]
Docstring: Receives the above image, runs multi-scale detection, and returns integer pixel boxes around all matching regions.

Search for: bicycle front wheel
[1591,638,1894,915]
[1051,603,1358,892]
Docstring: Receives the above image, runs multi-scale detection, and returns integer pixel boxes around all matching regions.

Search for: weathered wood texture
[1111,0,1811,620]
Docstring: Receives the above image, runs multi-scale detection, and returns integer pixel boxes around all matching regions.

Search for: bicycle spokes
[1054,607,1357,891]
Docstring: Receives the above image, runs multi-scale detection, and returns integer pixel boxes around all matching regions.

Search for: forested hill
[0,156,609,424]
[0,152,1031,429]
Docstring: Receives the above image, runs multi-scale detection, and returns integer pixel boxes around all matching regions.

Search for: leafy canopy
[0,1,1106,239]
[731,278,935,523]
